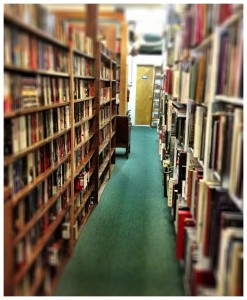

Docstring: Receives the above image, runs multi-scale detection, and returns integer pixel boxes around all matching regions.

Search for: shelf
[4,127,71,167]
[14,207,70,285]
[4,102,70,119]
[4,65,70,77]
[214,95,243,106]
[199,160,204,169]
[13,179,71,246]
[228,191,243,212]
[73,75,95,80]
[74,96,95,104]
[100,78,110,82]
[12,152,71,206]
[111,59,117,65]
[111,98,116,101]
[213,170,221,182]
[73,48,94,60]
[100,51,111,62]
[111,114,117,120]
[110,148,115,157]
[4,186,11,203]
[99,156,110,178]
[111,79,117,82]
[100,99,111,107]
[75,204,95,241]
[99,118,110,130]
[74,114,95,128]
[192,33,213,52]
[74,150,95,178]
[98,175,109,201]
[220,10,243,29]
[4,13,68,49]
[30,268,47,296]
[74,132,95,151]
[99,138,110,154]
[111,131,116,139]
[74,185,95,220]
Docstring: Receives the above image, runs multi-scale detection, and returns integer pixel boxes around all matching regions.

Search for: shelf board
[98,175,109,201]
[99,118,110,130]
[111,131,116,139]
[99,138,110,154]
[214,95,243,106]
[111,59,117,65]
[4,65,70,77]
[74,132,95,151]
[213,170,221,182]
[110,148,115,157]
[73,48,94,60]
[4,186,11,203]
[75,204,95,241]
[100,51,111,62]
[100,99,111,107]
[111,79,117,82]
[111,98,116,101]
[73,75,95,80]
[100,78,110,82]
[13,179,71,246]
[199,160,204,169]
[220,10,243,29]
[192,33,213,52]
[4,127,71,166]
[4,13,68,49]
[111,114,117,120]
[228,191,243,212]
[4,101,70,118]
[74,96,95,104]
[14,207,69,285]
[99,156,110,178]
[74,185,95,220]
[30,267,47,296]
[74,113,95,128]
[74,150,95,178]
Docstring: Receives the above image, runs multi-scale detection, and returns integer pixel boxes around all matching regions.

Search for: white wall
[127,55,163,125]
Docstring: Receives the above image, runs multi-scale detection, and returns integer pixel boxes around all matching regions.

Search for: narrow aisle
[55,126,185,296]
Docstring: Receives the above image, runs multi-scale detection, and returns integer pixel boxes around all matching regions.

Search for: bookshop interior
[3,3,244,297]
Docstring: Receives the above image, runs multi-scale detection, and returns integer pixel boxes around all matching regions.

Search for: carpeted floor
[54,126,185,296]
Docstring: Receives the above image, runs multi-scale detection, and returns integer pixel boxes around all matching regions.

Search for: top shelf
[4,13,68,49]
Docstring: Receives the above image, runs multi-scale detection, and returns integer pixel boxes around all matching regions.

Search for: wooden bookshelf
[3,3,119,296]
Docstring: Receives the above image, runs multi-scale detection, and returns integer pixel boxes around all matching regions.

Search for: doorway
[135,65,154,125]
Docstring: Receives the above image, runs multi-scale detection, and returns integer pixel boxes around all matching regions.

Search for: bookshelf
[3,3,116,296]
[161,4,243,296]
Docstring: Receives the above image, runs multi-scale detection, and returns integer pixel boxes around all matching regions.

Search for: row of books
[74,99,93,124]
[100,65,112,80]
[14,174,71,235]
[210,107,243,199]
[165,15,243,103]
[216,19,243,97]
[15,199,70,271]
[100,87,110,104]
[100,42,111,58]
[182,4,237,49]
[74,121,90,147]
[74,78,94,100]
[4,25,69,72]
[5,141,71,194]
[4,73,70,113]
[99,125,110,145]
[73,55,94,77]
[179,203,242,296]
[4,4,68,44]
[4,108,71,155]
[74,141,91,170]
[69,26,94,56]
[99,106,110,127]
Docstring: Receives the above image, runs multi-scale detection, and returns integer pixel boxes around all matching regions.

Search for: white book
[193,106,205,158]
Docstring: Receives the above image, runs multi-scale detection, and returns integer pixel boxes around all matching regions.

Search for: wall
[127,54,163,125]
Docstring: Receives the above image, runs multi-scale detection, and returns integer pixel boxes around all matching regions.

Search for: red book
[176,210,192,259]
[191,267,215,296]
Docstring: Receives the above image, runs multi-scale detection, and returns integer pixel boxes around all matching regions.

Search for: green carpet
[54,126,185,296]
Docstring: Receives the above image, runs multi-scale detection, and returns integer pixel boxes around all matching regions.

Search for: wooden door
[135,65,154,125]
